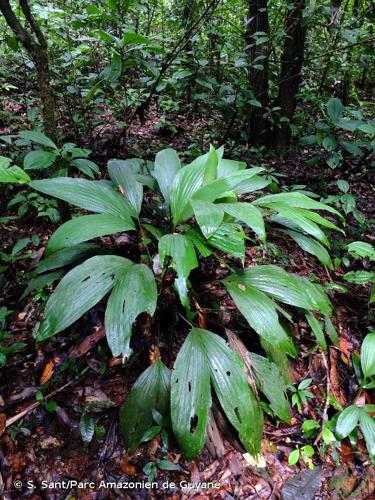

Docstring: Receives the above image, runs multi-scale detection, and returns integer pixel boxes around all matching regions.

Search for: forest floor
[0,109,374,499]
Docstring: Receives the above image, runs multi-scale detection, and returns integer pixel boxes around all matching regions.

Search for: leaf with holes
[105,264,157,358]
[171,328,211,459]
[120,360,170,452]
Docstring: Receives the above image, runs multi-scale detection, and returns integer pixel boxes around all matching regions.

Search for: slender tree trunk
[275,0,307,152]
[245,0,270,145]
[0,0,58,144]
[182,0,196,105]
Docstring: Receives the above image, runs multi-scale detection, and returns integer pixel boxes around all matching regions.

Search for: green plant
[0,306,26,366]
[289,378,315,412]
[1,131,100,178]
[29,145,342,459]
[288,444,315,469]
[7,191,60,222]
[335,405,375,463]
[300,98,375,170]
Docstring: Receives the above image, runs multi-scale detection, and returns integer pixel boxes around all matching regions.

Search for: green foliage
[26,145,343,459]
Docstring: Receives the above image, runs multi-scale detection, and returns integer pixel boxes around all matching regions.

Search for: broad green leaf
[327,97,343,123]
[122,32,150,46]
[31,178,133,218]
[229,265,331,314]
[170,161,205,224]
[120,360,170,452]
[219,202,265,241]
[207,223,245,259]
[347,241,375,261]
[357,123,375,136]
[234,175,271,195]
[153,148,181,205]
[361,332,375,378]
[326,151,342,169]
[101,53,122,82]
[35,243,103,274]
[24,150,57,170]
[288,449,300,465]
[185,228,212,258]
[105,264,157,358]
[217,158,246,178]
[108,159,143,216]
[19,130,58,149]
[201,329,263,455]
[0,157,30,184]
[336,405,361,438]
[203,145,218,184]
[159,234,198,278]
[253,192,341,217]
[159,234,198,307]
[71,158,100,178]
[171,329,211,459]
[224,276,297,355]
[191,199,224,238]
[343,270,374,285]
[249,352,290,422]
[283,230,333,269]
[270,209,330,247]
[193,168,264,204]
[46,214,135,255]
[359,411,375,458]
[305,312,327,351]
[12,237,30,255]
[37,255,131,341]
[340,141,363,156]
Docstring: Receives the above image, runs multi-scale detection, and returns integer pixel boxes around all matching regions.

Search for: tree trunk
[0,0,58,144]
[275,0,307,153]
[245,0,270,145]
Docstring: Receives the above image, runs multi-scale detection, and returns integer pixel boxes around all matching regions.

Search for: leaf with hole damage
[105,264,157,358]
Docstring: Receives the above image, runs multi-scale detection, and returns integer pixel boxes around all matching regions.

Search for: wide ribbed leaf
[336,405,361,438]
[37,255,130,341]
[234,175,271,195]
[24,150,57,170]
[271,208,330,246]
[217,158,246,178]
[171,329,211,459]
[224,276,296,355]
[108,159,143,216]
[219,202,265,241]
[35,243,103,274]
[254,192,341,217]
[170,162,205,224]
[19,130,58,149]
[46,214,135,255]
[153,148,181,204]
[229,265,331,314]
[283,229,333,269]
[30,178,133,218]
[249,352,290,422]
[192,168,264,203]
[359,411,375,458]
[105,264,157,358]
[120,360,170,452]
[201,329,263,455]
[361,332,375,378]
[159,234,198,307]
[207,223,245,259]
[191,199,224,238]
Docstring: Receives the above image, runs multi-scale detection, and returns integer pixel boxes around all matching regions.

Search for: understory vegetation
[0,0,374,497]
